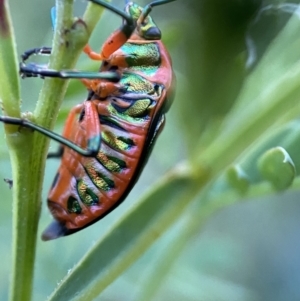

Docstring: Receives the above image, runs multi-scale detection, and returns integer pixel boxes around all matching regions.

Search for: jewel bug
[0,0,176,240]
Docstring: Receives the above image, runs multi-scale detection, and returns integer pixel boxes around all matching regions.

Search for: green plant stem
[8,133,36,301]
[0,0,109,300]
[7,1,79,299]
[0,0,20,118]
[6,0,110,299]
[0,2,36,301]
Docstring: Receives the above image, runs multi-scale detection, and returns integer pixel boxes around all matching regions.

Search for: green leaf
[48,165,195,301]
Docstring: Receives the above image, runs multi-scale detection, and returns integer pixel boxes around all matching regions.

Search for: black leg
[19,62,120,82]
[0,116,100,157]
[21,47,52,62]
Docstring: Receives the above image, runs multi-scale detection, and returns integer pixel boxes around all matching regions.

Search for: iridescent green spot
[67,196,82,214]
[97,152,127,172]
[124,99,151,117]
[108,101,151,124]
[77,180,99,206]
[121,73,156,95]
[102,131,135,151]
[122,43,160,75]
[85,163,115,191]
[109,97,151,122]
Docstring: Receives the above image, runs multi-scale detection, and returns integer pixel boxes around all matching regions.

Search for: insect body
[1,0,176,240]
[44,1,175,240]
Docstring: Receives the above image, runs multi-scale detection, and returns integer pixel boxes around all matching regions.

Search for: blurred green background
[2,0,300,300]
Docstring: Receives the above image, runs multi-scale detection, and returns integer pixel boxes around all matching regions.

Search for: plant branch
[0,0,108,300]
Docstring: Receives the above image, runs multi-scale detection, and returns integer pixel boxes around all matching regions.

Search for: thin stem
[0,1,34,301]
[0,0,102,300]
[8,132,36,301]
[0,0,20,118]
[7,0,77,298]
[6,0,109,300]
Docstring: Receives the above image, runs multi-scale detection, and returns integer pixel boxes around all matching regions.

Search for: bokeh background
[1,0,300,300]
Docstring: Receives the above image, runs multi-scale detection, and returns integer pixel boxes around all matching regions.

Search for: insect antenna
[88,0,134,25]
[137,0,176,26]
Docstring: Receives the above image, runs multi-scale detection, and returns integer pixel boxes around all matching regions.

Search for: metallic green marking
[122,43,161,75]
[77,180,99,206]
[108,98,151,123]
[121,73,156,94]
[102,131,135,151]
[124,99,151,117]
[67,196,82,214]
[85,163,115,191]
[97,152,127,173]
